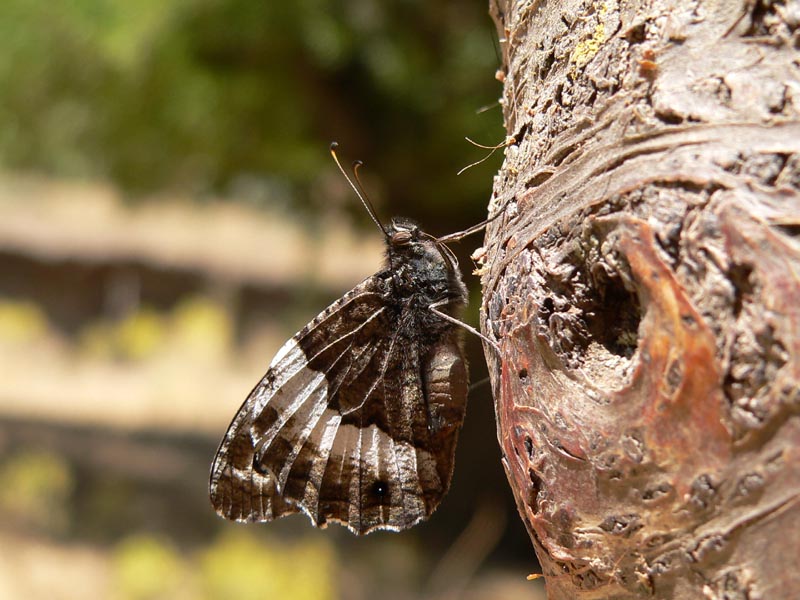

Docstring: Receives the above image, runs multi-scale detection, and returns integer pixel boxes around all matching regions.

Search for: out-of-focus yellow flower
[0,451,73,534]
[0,300,49,345]
[199,531,337,600]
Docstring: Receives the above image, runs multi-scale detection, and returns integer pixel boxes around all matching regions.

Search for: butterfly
[209,143,489,535]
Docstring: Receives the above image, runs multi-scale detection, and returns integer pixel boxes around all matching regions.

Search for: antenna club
[329,141,339,152]
[353,160,364,168]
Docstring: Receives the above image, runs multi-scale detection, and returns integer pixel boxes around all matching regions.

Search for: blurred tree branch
[481,0,800,598]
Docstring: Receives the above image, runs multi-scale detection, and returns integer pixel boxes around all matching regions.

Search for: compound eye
[391,229,413,245]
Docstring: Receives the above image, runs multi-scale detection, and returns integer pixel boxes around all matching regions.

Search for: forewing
[209,275,387,524]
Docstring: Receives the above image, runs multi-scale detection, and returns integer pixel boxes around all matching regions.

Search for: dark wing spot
[372,480,389,498]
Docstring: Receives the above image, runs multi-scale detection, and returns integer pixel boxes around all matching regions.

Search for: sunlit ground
[0,175,544,600]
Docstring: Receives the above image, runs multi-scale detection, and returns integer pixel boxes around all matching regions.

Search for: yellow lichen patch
[568,3,609,74]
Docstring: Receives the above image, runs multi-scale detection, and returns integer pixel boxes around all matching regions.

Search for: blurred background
[0,1,544,598]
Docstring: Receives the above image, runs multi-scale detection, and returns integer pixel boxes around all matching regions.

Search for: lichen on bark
[480,1,800,598]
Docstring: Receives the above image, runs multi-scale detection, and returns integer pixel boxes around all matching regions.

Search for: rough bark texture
[479,1,800,598]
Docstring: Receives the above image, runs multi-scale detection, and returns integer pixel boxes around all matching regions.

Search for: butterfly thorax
[383,218,467,342]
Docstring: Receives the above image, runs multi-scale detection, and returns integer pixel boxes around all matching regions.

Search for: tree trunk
[479,1,800,598]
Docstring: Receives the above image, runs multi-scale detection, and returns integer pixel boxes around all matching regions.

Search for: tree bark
[480,1,800,598]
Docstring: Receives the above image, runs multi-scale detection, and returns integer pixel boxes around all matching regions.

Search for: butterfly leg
[428,299,500,354]
[435,195,517,244]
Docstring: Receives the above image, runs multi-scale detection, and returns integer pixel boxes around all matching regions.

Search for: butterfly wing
[209,272,468,535]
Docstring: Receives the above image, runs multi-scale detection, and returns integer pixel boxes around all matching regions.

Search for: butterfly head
[385,217,461,284]
[387,218,420,247]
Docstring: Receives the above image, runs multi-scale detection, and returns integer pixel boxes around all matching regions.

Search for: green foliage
[0,0,501,222]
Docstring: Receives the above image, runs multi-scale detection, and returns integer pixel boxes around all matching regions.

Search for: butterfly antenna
[330,142,387,237]
[352,160,383,231]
